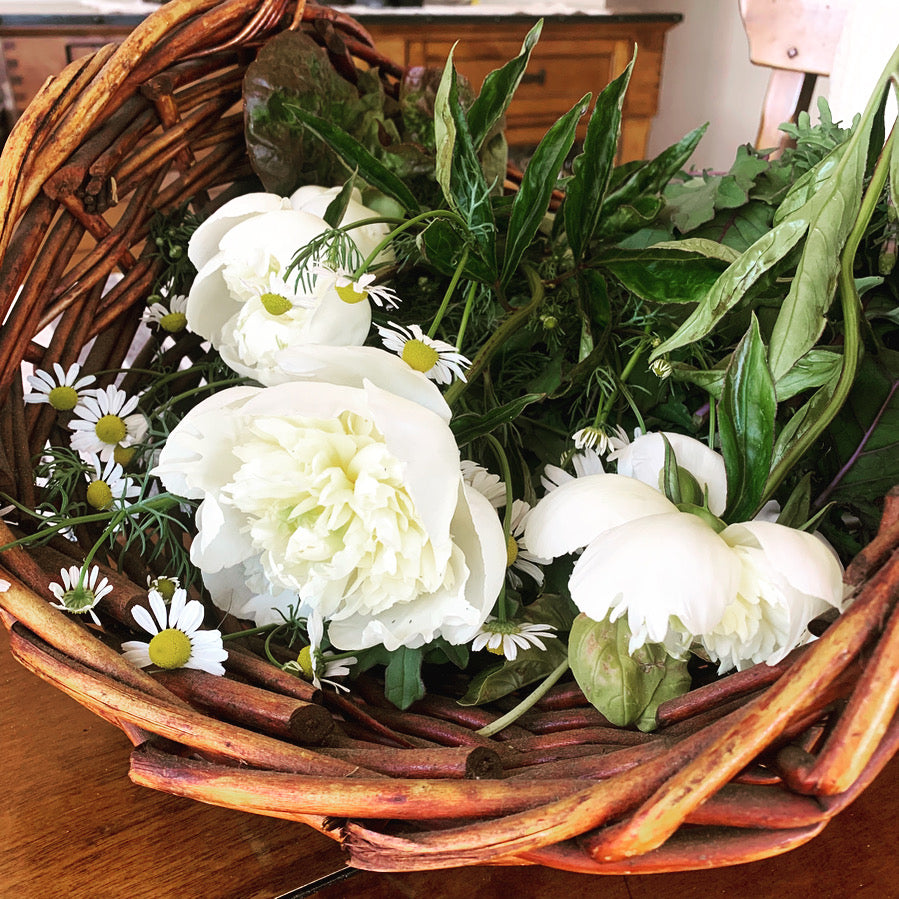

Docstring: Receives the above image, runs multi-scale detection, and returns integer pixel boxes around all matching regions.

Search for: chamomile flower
[650,356,672,379]
[461,460,507,509]
[121,588,227,675]
[49,564,112,626]
[85,454,140,510]
[143,294,189,333]
[315,265,400,309]
[284,613,356,692]
[147,574,181,603]
[541,448,605,493]
[471,617,557,661]
[506,500,551,589]
[572,426,613,454]
[25,362,96,411]
[377,322,470,384]
[69,385,147,462]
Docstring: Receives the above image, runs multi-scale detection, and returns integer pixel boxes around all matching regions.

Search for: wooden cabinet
[0,12,680,162]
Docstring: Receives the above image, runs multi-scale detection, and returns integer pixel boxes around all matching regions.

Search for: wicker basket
[2,0,899,875]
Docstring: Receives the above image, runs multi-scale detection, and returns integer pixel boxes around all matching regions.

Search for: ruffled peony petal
[525,473,677,560]
[270,344,451,420]
[569,511,741,649]
[612,431,728,516]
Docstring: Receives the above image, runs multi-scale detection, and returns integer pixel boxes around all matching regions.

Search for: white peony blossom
[186,189,392,384]
[525,472,844,669]
[153,380,506,652]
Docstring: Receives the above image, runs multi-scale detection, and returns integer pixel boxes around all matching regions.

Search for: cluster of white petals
[154,377,506,652]
[526,432,845,671]
[186,187,392,384]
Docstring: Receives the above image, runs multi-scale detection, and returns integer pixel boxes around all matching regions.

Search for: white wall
[612,0,772,171]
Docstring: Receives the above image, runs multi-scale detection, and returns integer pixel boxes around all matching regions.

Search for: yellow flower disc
[48,385,79,411]
[335,283,367,304]
[506,534,519,567]
[297,645,315,680]
[148,628,192,669]
[113,444,137,466]
[95,413,127,445]
[401,339,439,374]
[153,578,177,603]
[86,479,113,510]
[159,311,187,333]
[260,292,292,316]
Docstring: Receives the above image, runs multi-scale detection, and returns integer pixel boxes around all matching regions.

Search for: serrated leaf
[564,56,634,260]
[450,392,545,445]
[467,20,543,150]
[383,646,426,710]
[501,94,589,285]
[719,315,777,521]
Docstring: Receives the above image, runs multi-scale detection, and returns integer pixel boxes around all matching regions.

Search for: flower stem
[428,246,469,338]
[455,280,478,351]
[476,658,570,737]
[484,432,514,622]
[592,336,648,428]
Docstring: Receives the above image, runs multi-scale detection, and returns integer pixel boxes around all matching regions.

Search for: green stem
[455,280,478,351]
[484,432,514,622]
[476,659,570,737]
[444,264,545,408]
[221,624,279,642]
[761,125,896,505]
[428,246,469,338]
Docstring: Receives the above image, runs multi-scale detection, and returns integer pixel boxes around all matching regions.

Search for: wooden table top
[3,622,898,899]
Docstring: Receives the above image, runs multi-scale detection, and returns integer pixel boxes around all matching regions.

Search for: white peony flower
[525,473,844,668]
[153,380,506,652]
[186,188,391,384]
[608,429,728,516]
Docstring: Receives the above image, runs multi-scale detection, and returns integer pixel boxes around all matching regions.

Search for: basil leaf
[383,646,426,710]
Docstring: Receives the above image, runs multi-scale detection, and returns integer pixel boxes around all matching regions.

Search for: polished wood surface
[4,624,899,898]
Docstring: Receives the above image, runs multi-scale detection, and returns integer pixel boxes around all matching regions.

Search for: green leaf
[434,44,458,206]
[652,217,807,358]
[567,613,690,730]
[269,95,420,214]
[602,247,729,305]
[650,238,741,265]
[451,392,545,445]
[467,20,543,150]
[458,638,568,706]
[501,94,589,285]
[718,315,777,521]
[564,56,635,261]
[383,646,426,710]
[323,176,356,228]
[775,472,812,529]
[771,371,839,473]
[774,348,843,401]
[596,124,708,241]
[423,637,470,669]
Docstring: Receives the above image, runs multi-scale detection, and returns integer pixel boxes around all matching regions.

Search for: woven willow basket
[2,0,899,875]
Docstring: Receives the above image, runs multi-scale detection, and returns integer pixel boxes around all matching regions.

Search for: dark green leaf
[323,176,356,228]
[775,472,813,529]
[269,95,421,214]
[458,638,568,706]
[564,56,634,260]
[501,94,589,285]
[451,392,545,445]
[423,637,470,669]
[383,646,426,710]
[602,247,729,305]
[468,20,543,149]
[719,315,777,521]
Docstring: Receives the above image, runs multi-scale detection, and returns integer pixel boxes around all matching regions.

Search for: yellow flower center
[95,413,127,445]
[401,339,439,374]
[260,292,292,316]
[48,385,79,411]
[506,534,519,567]
[159,311,187,333]
[335,282,367,304]
[86,479,113,510]
[113,444,137,466]
[153,578,177,602]
[147,628,192,669]
[297,645,315,680]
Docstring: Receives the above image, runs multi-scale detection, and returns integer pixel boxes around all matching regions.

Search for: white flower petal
[525,473,677,560]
